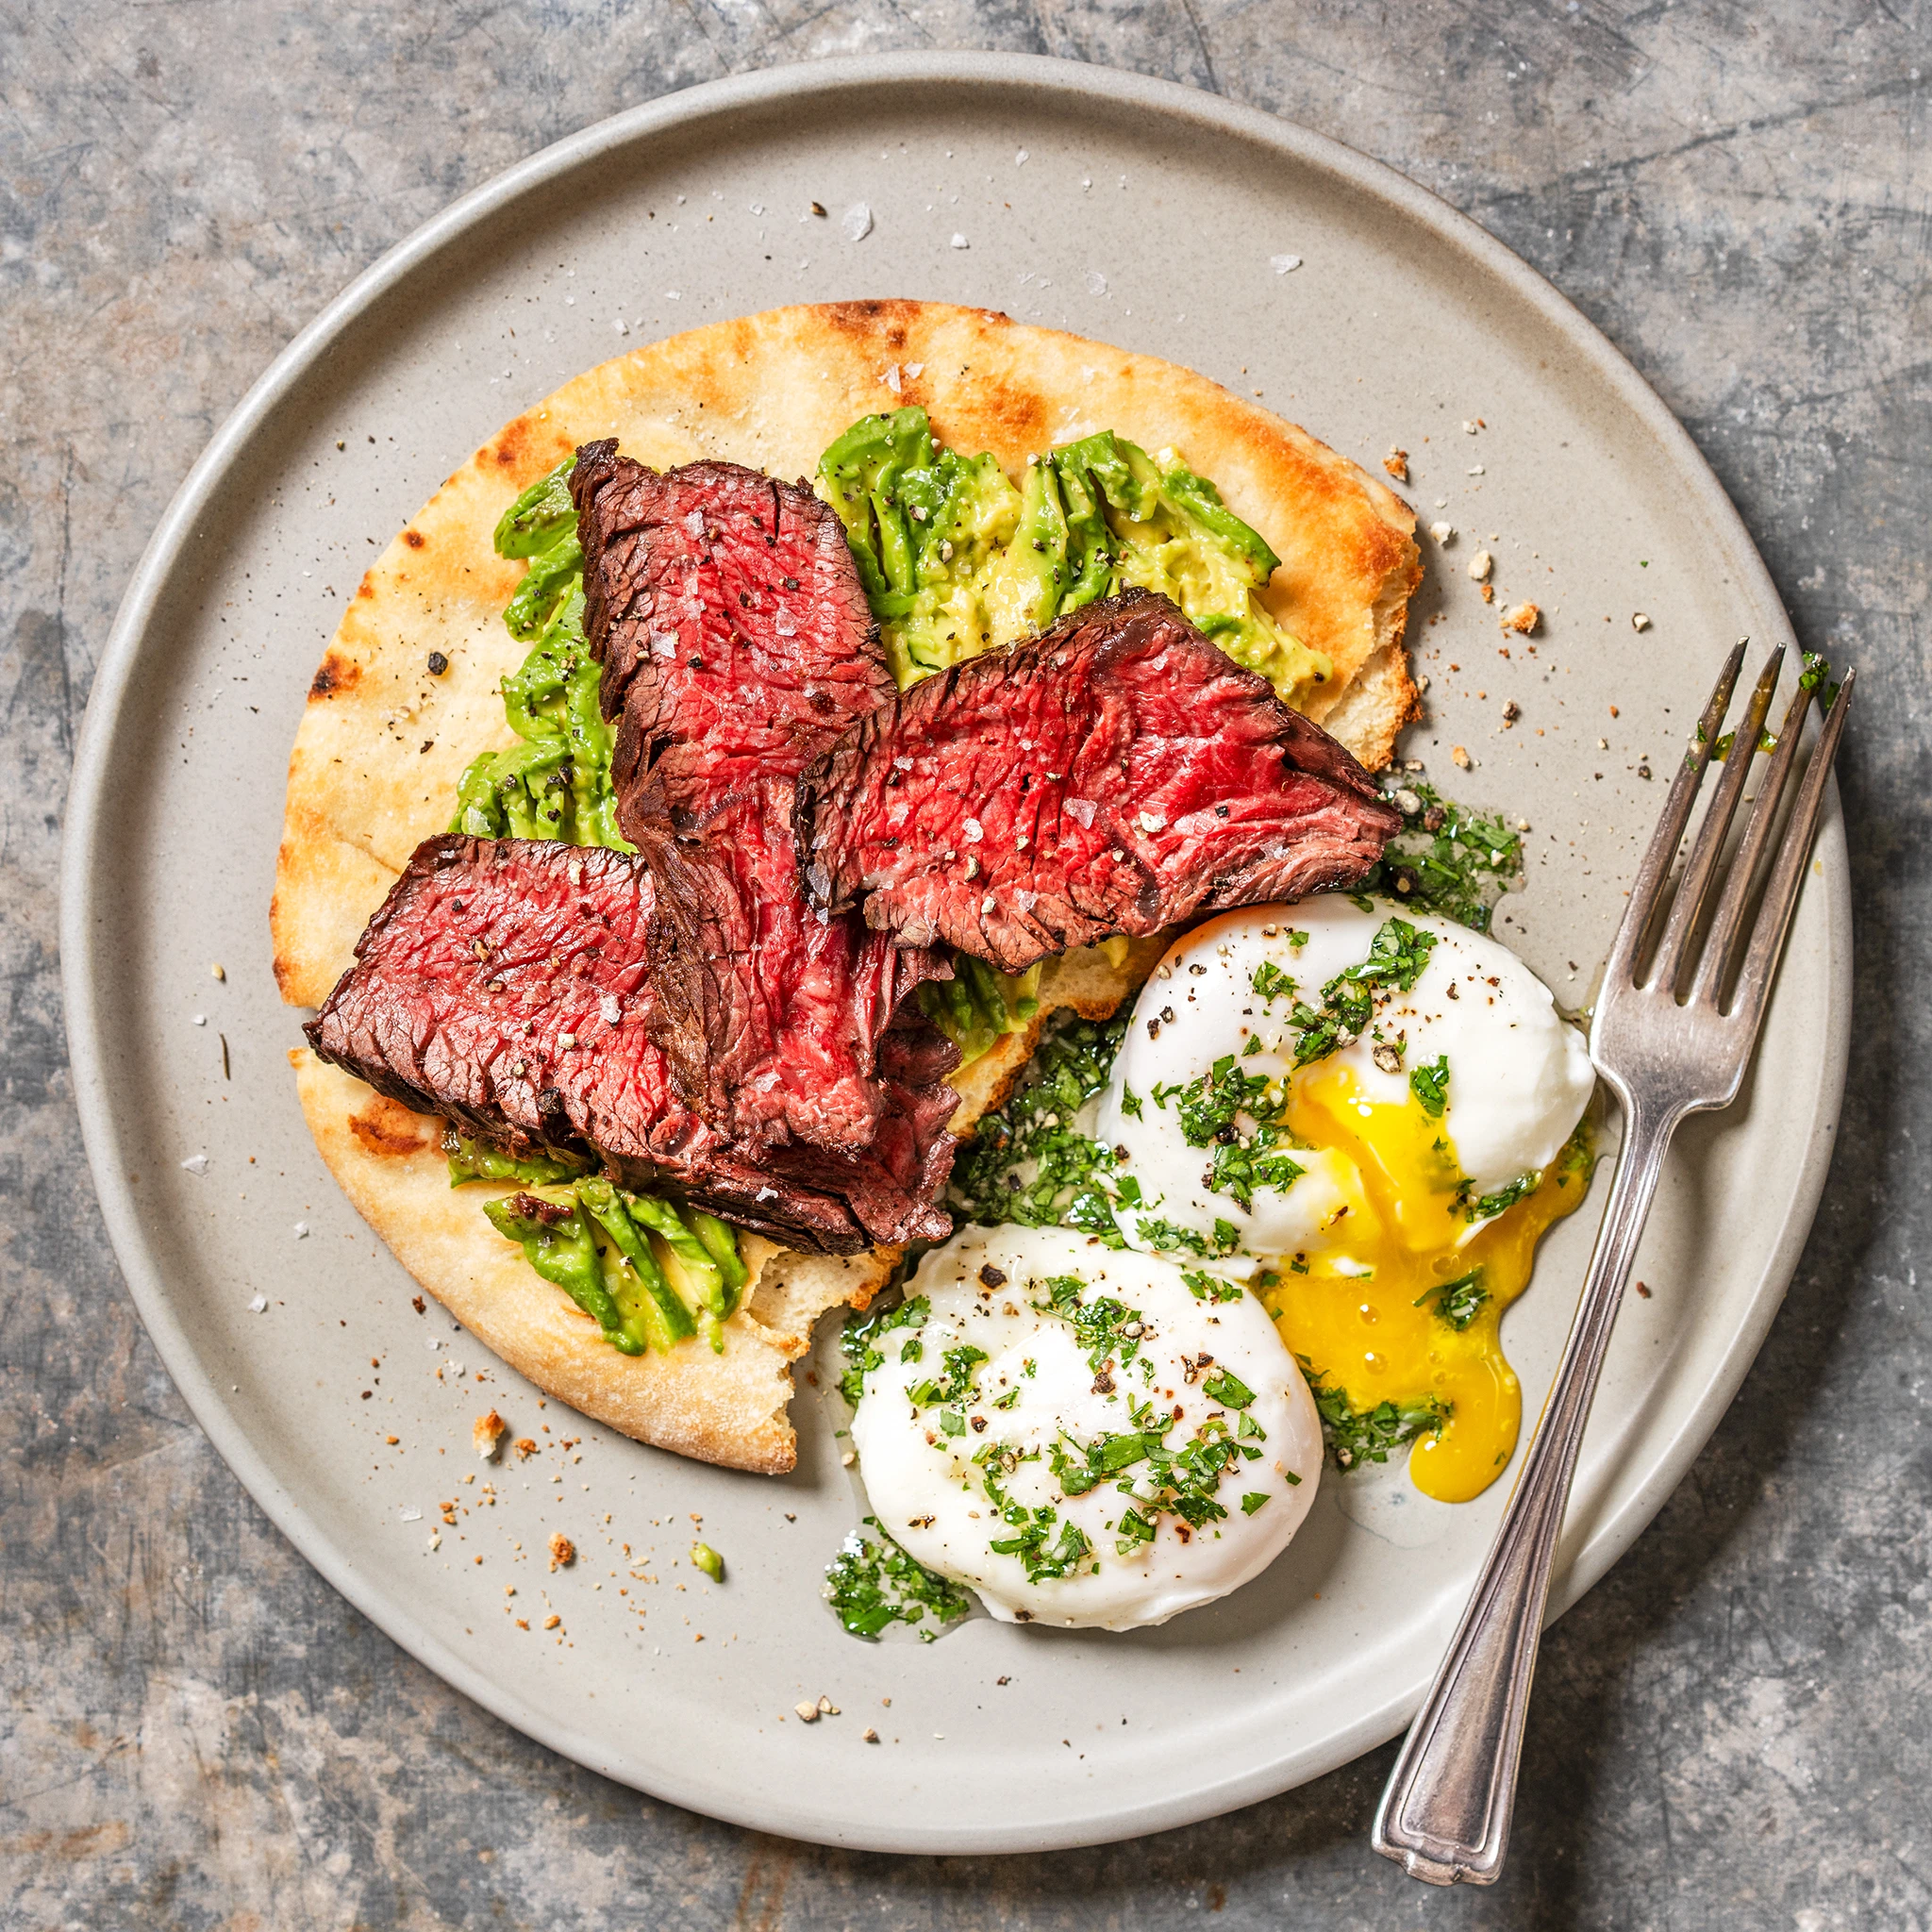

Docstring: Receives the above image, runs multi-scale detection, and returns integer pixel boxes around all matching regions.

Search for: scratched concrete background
[3,3,1927,1927]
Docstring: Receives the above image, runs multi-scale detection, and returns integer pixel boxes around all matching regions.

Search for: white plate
[60,54,1850,1854]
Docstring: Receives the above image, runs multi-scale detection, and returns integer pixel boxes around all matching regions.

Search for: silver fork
[1371,641,1855,1888]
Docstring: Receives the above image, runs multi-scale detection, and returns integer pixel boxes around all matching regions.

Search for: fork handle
[1371,1091,1679,1886]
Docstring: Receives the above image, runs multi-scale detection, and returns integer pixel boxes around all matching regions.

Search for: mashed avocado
[815,408,1333,706]
[452,1128,749,1357]
[450,456,632,853]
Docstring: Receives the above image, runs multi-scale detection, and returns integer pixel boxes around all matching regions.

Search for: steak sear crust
[795,591,1405,974]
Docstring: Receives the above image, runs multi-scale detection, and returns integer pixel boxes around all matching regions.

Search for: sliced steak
[305,837,954,1253]
[570,444,892,831]
[631,783,956,1158]
[573,440,958,1175]
[795,590,1405,974]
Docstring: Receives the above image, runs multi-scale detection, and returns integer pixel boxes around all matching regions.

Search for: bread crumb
[1383,448,1408,482]
[473,1411,507,1460]
[543,1614,560,1629]
[862,1727,880,1743]
[1452,746,1473,770]
[1429,521,1454,544]
[1480,584,1495,604]
[795,1700,821,1723]
[1632,611,1651,631]
[817,1694,840,1714]
[1468,549,1492,581]
[1503,602,1541,635]
[549,1532,575,1571]
[514,1437,537,1459]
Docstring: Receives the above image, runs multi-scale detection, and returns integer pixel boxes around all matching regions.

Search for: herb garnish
[1181,1269,1247,1305]
[838,1294,929,1407]
[1415,1268,1490,1330]
[1250,959,1297,1006]
[1288,918,1440,1069]
[908,1343,990,1411]
[1133,1214,1242,1259]
[1458,1173,1539,1223]
[824,1520,972,1640]
[1153,1053,1274,1145]
[1031,1274,1149,1380]
[1147,1053,1306,1214]
[1298,1358,1451,1471]
[948,1013,1128,1241]
[1408,1054,1450,1117]
[1357,782,1524,933]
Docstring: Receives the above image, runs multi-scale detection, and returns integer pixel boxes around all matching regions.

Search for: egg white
[1097,895,1595,1269]
[848,1224,1322,1629]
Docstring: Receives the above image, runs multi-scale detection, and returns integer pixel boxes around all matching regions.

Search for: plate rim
[59,50,1852,1855]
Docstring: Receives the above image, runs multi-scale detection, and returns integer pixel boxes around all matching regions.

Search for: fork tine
[1646,648,1785,993]
[1690,667,1814,1010]
[1603,640,1746,992]
[1728,668,1855,1038]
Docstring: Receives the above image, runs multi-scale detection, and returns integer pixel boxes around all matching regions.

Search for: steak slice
[570,444,893,830]
[795,590,1405,974]
[573,440,958,1174]
[305,837,953,1253]
[631,783,957,1159]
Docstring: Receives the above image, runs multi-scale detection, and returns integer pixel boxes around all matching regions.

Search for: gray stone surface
[2,3,1926,1925]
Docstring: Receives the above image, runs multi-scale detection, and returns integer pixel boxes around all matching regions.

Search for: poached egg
[1098,895,1595,1502]
[848,1224,1322,1628]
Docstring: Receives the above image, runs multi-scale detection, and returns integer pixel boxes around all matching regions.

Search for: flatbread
[272,301,1420,1474]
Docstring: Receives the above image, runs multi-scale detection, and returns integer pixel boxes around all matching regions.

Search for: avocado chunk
[468,1161,748,1358]
[484,1186,642,1354]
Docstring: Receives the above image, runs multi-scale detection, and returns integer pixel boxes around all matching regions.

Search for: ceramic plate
[61,55,1850,1854]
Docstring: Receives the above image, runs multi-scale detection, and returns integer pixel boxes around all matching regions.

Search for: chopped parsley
[1459,1172,1540,1222]
[1358,781,1524,933]
[1152,1053,1274,1145]
[1408,1053,1450,1117]
[1299,1358,1451,1472]
[1031,1274,1148,1378]
[1050,1428,1163,1495]
[824,1519,972,1640]
[1241,1491,1271,1515]
[1288,917,1440,1069]
[1415,1267,1490,1330]
[1798,649,1843,714]
[1150,1052,1306,1213]
[948,1012,1128,1241]
[1208,1141,1307,1215]
[987,1503,1093,1583]
[908,1343,990,1410]
[838,1294,929,1407]
[1133,1214,1241,1259]
[1202,1367,1257,1409]
[1181,1268,1247,1305]
[1250,959,1297,1006]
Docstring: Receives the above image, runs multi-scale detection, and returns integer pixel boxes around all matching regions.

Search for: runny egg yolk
[1261,1063,1594,1503]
